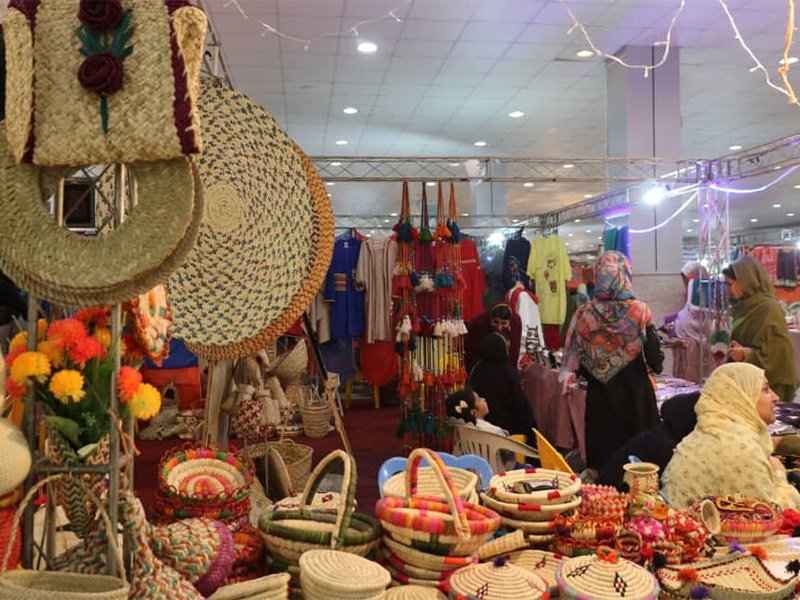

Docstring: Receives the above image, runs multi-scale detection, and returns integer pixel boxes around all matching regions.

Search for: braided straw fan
[167,78,334,361]
[4,0,206,165]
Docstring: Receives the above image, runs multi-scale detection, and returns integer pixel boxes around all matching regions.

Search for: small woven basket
[375,448,501,557]
[299,549,390,600]
[710,496,782,543]
[244,440,313,497]
[488,468,582,506]
[384,467,478,504]
[258,450,381,565]
[579,484,630,522]
[297,385,332,439]
[270,340,308,385]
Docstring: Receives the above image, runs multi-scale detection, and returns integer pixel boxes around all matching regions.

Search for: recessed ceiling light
[780,56,799,65]
[326,182,335,186]
[686,228,693,233]
[390,212,398,217]
[343,107,358,114]
[576,50,595,58]
[508,111,525,118]
[773,203,782,208]
[584,194,593,198]
[568,233,574,237]
[563,164,575,169]
[327,193,331,198]
[693,218,699,222]
[357,41,377,53]
[585,229,591,233]
[449,163,460,167]
[366,233,372,237]
[330,162,341,166]
[512,219,520,223]
[597,236,602,240]
[574,219,581,223]
[383,219,391,223]
[335,140,348,145]
[750,218,758,222]
[474,141,487,147]
[524,182,534,187]
[788,213,796,217]
[728,145,742,151]
[775,166,782,170]
[795,185,800,189]
[462,213,470,217]
[426,182,437,187]
[565,242,570,246]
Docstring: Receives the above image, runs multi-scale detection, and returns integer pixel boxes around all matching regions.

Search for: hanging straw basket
[297,385,332,439]
[0,474,129,600]
[258,450,381,565]
[375,448,501,557]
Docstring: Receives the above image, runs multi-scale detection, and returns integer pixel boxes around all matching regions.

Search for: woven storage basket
[656,553,798,600]
[381,536,475,572]
[480,490,580,521]
[555,547,660,600]
[297,385,331,439]
[381,548,458,582]
[385,585,447,599]
[488,468,582,506]
[384,562,443,589]
[258,450,381,565]
[244,440,313,497]
[299,549,390,600]
[270,340,308,385]
[384,467,479,504]
[443,558,549,600]
[209,573,290,600]
[709,496,782,543]
[579,484,630,522]
[0,474,129,600]
[375,448,501,557]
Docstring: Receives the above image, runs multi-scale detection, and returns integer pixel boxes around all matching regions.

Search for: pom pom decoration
[493,556,508,568]
[689,586,711,599]
[785,559,800,575]
[728,540,746,554]
[677,568,699,582]
[749,546,768,561]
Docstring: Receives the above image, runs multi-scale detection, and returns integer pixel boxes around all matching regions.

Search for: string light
[223,0,409,51]
[628,191,699,234]
[710,164,799,193]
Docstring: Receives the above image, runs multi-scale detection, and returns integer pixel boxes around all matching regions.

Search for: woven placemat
[167,78,333,360]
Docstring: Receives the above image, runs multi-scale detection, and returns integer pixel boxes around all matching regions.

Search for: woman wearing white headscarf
[662,362,800,509]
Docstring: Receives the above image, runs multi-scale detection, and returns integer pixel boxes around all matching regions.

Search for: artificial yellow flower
[8,332,27,353]
[9,351,51,385]
[48,369,85,404]
[128,383,161,420]
[93,327,112,350]
[37,340,65,369]
[36,319,48,341]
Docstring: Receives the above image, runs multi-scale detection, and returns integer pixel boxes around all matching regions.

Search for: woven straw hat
[444,558,549,600]
[167,78,334,360]
[0,124,204,307]
[556,548,660,600]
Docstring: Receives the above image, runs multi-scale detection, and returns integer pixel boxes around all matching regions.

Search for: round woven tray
[158,445,254,506]
[480,490,581,521]
[488,468,582,506]
[299,549,389,600]
[505,549,566,596]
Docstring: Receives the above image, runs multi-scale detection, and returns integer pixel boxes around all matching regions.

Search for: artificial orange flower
[47,318,88,351]
[4,345,24,370]
[9,351,51,385]
[93,327,112,350]
[67,335,103,368]
[122,333,144,363]
[117,366,142,403]
[8,332,27,354]
[37,340,65,369]
[74,307,110,329]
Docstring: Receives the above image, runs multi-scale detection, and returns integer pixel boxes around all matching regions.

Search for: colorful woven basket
[384,467,479,504]
[488,468,582,506]
[299,549,390,600]
[376,448,501,557]
[579,484,630,522]
[656,553,798,600]
[708,495,783,543]
[556,547,660,600]
[381,535,476,572]
[127,284,172,366]
[443,558,549,600]
[258,449,381,565]
[480,490,581,521]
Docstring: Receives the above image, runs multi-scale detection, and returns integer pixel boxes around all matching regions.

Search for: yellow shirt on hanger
[527,235,571,325]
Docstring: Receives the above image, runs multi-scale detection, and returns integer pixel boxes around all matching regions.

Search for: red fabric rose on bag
[78,0,123,32]
[78,53,124,97]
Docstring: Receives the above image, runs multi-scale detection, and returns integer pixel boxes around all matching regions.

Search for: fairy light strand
[223,0,409,51]
[628,191,699,234]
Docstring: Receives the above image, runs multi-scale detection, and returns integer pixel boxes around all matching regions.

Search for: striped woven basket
[258,450,381,565]
[488,468,582,506]
[479,490,581,521]
[375,448,501,557]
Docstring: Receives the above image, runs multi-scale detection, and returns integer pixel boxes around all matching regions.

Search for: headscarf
[730,256,798,388]
[563,251,653,383]
[465,302,522,370]
[694,362,772,455]
[479,332,509,364]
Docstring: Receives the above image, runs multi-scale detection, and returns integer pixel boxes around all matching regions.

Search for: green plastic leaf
[44,415,81,448]
[77,443,99,460]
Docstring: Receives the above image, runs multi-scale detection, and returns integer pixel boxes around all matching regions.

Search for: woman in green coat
[723,256,798,403]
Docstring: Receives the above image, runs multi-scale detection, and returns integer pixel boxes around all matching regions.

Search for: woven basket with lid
[556,547,660,600]
[443,557,549,600]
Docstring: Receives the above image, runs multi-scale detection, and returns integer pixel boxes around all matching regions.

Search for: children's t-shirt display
[527,235,571,326]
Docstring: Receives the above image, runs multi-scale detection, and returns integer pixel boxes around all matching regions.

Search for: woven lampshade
[444,558,549,600]
[167,78,334,360]
[556,549,660,600]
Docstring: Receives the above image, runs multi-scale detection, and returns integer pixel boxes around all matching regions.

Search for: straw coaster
[299,549,390,599]
[0,125,203,307]
[444,559,549,600]
[209,573,290,600]
[385,585,446,599]
[556,550,660,600]
[382,536,475,571]
[505,550,567,596]
[489,468,582,506]
[167,79,334,360]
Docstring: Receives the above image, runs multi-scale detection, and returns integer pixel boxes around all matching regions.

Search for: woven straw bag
[299,549,390,600]
[375,448,501,557]
[296,385,331,439]
[443,558,549,600]
[4,0,206,165]
[209,573,290,600]
[258,450,381,565]
[0,474,129,600]
[269,340,308,385]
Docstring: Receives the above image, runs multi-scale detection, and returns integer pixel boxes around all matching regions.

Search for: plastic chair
[451,424,540,475]
[533,428,575,475]
[377,451,493,498]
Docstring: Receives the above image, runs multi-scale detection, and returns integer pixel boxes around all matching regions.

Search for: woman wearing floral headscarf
[563,251,663,472]
[663,362,800,510]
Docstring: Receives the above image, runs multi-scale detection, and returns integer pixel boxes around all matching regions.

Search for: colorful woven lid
[0,127,204,307]
[556,547,660,600]
[444,558,549,600]
[167,78,334,360]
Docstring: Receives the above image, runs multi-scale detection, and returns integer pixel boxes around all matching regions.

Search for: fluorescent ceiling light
[426,182,437,187]
[488,232,505,246]
[524,182,534,187]
[584,194,593,198]
[357,41,377,53]
[326,182,335,186]
[343,107,358,114]
[390,212,398,217]
[567,233,574,237]
[750,218,758,222]
[728,145,742,151]
[474,141,487,147]
[330,162,341,166]
[773,203,782,208]
[789,213,796,217]
[462,213,470,217]
[508,111,525,118]
[563,164,575,169]
[335,140,348,145]
[686,228,693,233]
[693,218,699,222]
[383,219,390,223]
[449,163,460,167]
[576,50,595,58]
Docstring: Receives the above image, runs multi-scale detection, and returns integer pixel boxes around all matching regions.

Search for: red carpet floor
[134,404,401,517]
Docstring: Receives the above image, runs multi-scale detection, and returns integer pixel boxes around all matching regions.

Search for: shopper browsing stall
[563,251,663,473]
[724,256,798,404]
[464,303,522,370]
[662,362,800,510]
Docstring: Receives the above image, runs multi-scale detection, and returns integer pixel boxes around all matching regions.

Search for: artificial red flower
[74,307,110,329]
[4,345,24,369]
[5,376,25,400]
[117,366,142,403]
[68,335,103,368]
[79,53,124,97]
[47,318,88,351]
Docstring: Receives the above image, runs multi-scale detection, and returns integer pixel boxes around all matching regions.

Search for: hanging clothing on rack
[306,290,331,345]
[355,237,398,343]
[527,235,570,326]
[502,229,531,290]
[505,284,544,366]
[325,232,366,341]
[460,238,486,322]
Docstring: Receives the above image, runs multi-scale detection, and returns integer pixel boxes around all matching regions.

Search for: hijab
[694,362,772,455]
[465,302,521,369]
[563,251,653,384]
[730,255,798,387]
